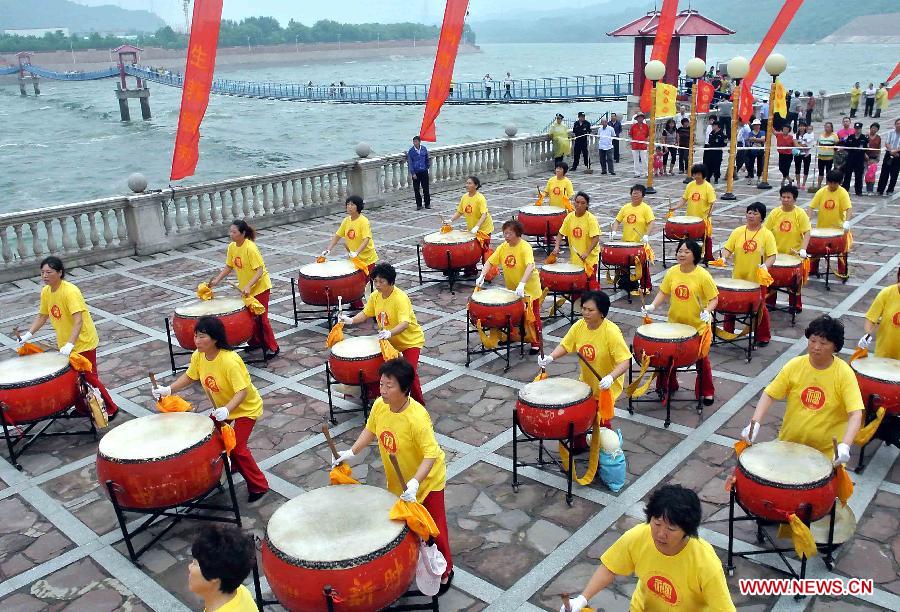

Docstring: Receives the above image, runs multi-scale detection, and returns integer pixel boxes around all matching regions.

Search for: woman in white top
[793,122,815,189]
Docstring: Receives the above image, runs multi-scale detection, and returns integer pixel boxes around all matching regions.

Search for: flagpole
[684,57,707,184]
[758,53,787,190]
[645,60,666,195]
[722,56,750,201]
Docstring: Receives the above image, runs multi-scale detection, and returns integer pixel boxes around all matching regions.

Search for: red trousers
[75,348,118,417]
[250,290,279,352]
[217,416,269,494]
[723,287,771,343]
[656,357,715,398]
[464,238,491,277]
[366,347,425,406]
[421,488,453,578]
[704,235,714,263]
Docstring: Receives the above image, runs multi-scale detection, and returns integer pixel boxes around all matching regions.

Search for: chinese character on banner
[772,78,788,117]
[655,83,677,117]
[419,0,470,142]
[639,0,678,113]
[696,80,715,113]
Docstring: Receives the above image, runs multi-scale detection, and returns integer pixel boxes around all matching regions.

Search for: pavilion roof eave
[607,10,735,38]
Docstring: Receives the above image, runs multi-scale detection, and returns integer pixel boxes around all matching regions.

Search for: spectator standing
[849,82,861,118]
[877,118,900,196]
[841,122,869,196]
[609,113,623,162]
[804,91,815,126]
[703,120,726,183]
[676,118,691,174]
[867,122,882,192]
[716,98,733,141]
[503,72,513,99]
[674,105,690,126]
[596,117,616,175]
[746,119,767,182]
[661,118,678,175]
[549,113,571,166]
[788,92,803,132]
[875,83,888,118]
[816,121,839,189]
[572,111,593,171]
[774,124,796,186]
[483,74,493,99]
[794,122,814,189]
[407,136,431,210]
[837,116,853,141]
[629,111,650,178]
[863,83,876,117]
[734,118,752,179]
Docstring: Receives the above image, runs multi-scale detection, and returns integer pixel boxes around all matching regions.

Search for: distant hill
[0,0,165,35]
[820,12,900,44]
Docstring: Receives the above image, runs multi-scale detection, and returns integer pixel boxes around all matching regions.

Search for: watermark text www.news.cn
[739,578,874,597]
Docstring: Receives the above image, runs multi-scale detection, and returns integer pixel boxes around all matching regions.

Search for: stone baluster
[300,177,311,207]
[28,222,42,258]
[14,225,27,260]
[87,213,101,248]
[0,228,12,263]
[174,195,187,232]
[74,214,88,248]
[328,172,338,202]
[261,183,272,215]
[43,219,58,254]
[115,209,128,245]
[198,193,210,226]
[101,210,114,245]
[240,187,252,218]
[291,178,300,208]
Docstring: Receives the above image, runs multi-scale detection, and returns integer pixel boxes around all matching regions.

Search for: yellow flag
[655,83,677,117]
[772,79,788,118]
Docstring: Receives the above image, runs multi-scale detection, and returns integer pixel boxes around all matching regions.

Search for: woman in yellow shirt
[643,240,719,404]
[550,191,601,291]
[323,195,379,308]
[188,524,258,611]
[210,220,279,356]
[610,184,656,294]
[859,267,900,359]
[542,162,575,209]
[332,358,452,584]
[152,316,269,502]
[341,263,426,405]
[671,164,717,263]
[561,484,735,612]
[448,175,494,276]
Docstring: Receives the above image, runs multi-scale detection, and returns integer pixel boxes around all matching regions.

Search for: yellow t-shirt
[226,240,272,296]
[363,286,424,351]
[615,202,655,243]
[365,397,446,501]
[39,280,99,353]
[559,211,601,268]
[488,239,542,299]
[560,319,632,400]
[809,186,852,229]
[544,176,574,208]
[765,355,864,456]
[601,523,736,612]
[457,192,494,234]
[682,180,717,219]
[865,285,900,359]
[660,265,719,333]
[722,225,777,283]
[336,214,378,266]
[210,585,257,612]
[764,206,811,254]
[186,349,263,420]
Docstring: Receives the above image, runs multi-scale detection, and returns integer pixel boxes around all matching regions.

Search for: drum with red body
[468,288,524,329]
[516,378,595,440]
[770,253,803,288]
[422,230,482,271]
[297,260,367,306]
[262,484,418,612]
[633,322,700,369]
[0,353,80,423]
[329,336,385,386]
[172,297,255,350]
[715,278,762,314]
[600,241,645,267]
[97,412,225,509]
[517,205,567,238]
[851,356,900,415]
[735,440,836,522]
[664,215,706,241]
[540,262,589,293]
[807,228,846,257]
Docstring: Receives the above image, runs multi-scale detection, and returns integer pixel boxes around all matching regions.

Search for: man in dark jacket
[571,112,593,171]
[407,135,431,209]
[841,122,868,196]
[703,121,726,183]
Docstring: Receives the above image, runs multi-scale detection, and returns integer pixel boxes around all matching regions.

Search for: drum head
[774,253,802,267]
[542,262,584,274]
[715,278,759,291]
[98,412,215,462]
[175,296,246,317]
[739,440,833,486]
[636,322,698,340]
[851,356,900,383]
[424,230,477,245]
[519,378,591,406]
[299,260,358,278]
[471,287,519,305]
[811,502,856,544]
[668,215,703,224]
[267,485,404,565]
[810,228,844,238]
[330,335,382,359]
[519,205,565,216]
[0,352,70,386]
[605,241,643,248]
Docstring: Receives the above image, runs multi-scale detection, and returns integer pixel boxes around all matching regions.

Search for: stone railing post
[502,126,528,179]
[125,193,171,256]
[348,143,385,205]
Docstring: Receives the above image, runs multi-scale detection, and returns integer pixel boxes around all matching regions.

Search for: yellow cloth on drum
[329,463,360,485]
[389,499,440,540]
[545,252,558,264]
[666,209,674,219]
[325,321,344,348]
[757,266,774,287]
[533,189,545,207]
[855,407,886,446]
[315,256,327,264]
[788,513,818,559]
[66,353,92,372]
[196,282,214,300]
[714,325,749,342]
[523,299,538,344]
[440,223,452,234]
[474,319,499,349]
[698,324,713,359]
[708,258,726,267]
[16,343,45,357]
[561,197,575,213]
[849,347,868,362]
[643,243,655,264]
[631,256,642,282]
[597,388,614,422]
[241,294,266,315]
[221,423,237,457]
[380,339,400,360]
[626,353,654,398]
[558,410,602,486]
[351,256,370,275]
[733,439,750,457]
[157,395,192,413]
[801,257,811,285]
[835,465,854,504]
[533,369,548,382]
[704,217,713,238]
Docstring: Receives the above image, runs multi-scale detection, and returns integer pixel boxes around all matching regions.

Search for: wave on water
[0,142,49,148]
[37,106,51,111]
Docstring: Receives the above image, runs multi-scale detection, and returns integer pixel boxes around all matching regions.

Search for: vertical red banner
[696,80,715,113]
[639,0,679,113]
[170,0,223,181]
[419,0,470,142]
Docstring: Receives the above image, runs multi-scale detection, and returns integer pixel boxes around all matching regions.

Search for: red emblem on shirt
[233,256,243,270]
[464,204,473,214]
[691,192,701,201]
[204,376,220,394]
[742,240,758,253]
[579,344,596,361]
[800,386,826,410]
[378,312,390,327]
[380,430,398,454]
[779,220,793,233]
[893,311,900,327]
[504,254,517,268]
[646,575,678,605]
[347,229,357,240]
[674,284,691,301]
[824,199,836,210]
[50,305,62,319]
[553,187,561,196]
[573,227,584,238]
[626,214,637,224]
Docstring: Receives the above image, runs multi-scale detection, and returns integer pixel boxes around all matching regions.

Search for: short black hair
[467,175,482,189]
[805,315,845,352]
[681,118,689,125]
[871,122,880,130]
[677,239,702,265]
[690,163,707,179]
[345,195,365,213]
[379,357,415,394]
[194,316,233,350]
[779,184,799,200]
[746,202,767,220]
[503,218,524,236]
[580,290,610,317]
[825,170,843,184]
[191,524,255,594]
[574,191,590,205]
[413,136,421,142]
[644,484,701,538]
[555,161,569,174]
[371,262,397,285]
[40,256,65,278]
[230,219,255,241]
[630,184,646,196]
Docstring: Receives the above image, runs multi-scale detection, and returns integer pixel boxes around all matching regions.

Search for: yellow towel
[157,395,193,413]
[545,252,558,265]
[788,513,818,559]
[534,190,545,207]
[220,423,237,457]
[533,369,548,382]
[734,439,750,457]
[329,463,360,485]
[698,324,713,359]
[835,465,854,504]
[196,282,213,300]
[643,244,655,263]
[558,409,602,486]
[389,499,440,540]
[849,347,868,363]
[708,258,726,268]
[562,197,575,213]
[855,407,886,446]
[440,223,452,234]
[351,257,370,275]
[242,294,266,315]
[757,266,774,287]
[325,322,345,348]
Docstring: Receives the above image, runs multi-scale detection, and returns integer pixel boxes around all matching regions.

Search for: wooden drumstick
[560,593,572,612]
[148,372,158,389]
[322,423,340,461]
[202,386,218,411]
[748,419,757,446]
[575,349,605,383]
[388,452,406,486]
[832,437,839,461]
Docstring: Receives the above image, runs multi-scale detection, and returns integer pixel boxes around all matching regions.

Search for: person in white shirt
[596,117,616,175]
[674,105,690,127]
[758,99,769,123]
[503,72,513,99]
[793,122,815,189]
[734,120,752,179]
[864,82,877,117]
[483,74,493,99]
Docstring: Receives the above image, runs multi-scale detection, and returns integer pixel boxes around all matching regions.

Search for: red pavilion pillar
[664,37,681,85]
[695,36,708,62]
[633,36,652,96]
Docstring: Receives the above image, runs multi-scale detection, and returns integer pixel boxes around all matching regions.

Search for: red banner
[696,80,715,113]
[419,0,469,142]
[170,0,223,181]
[887,62,900,100]
[640,0,679,113]
[737,0,804,123]
[887,61,900,84]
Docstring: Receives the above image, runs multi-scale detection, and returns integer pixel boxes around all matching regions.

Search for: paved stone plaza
[0,144,897,611]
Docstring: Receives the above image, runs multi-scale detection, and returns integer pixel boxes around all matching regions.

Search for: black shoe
[529,347,540,355]
[610,171,616,175]
[424,204,432,209]
[702,397,715,406]
[266,348,280,358]
[243,344,261,352]
[417,205,423,210]
[438,569,455,595]
[107,409,120,422]
[248,489,268,503]
[755,340,770,347]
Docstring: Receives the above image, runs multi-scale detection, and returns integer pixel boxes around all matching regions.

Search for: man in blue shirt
[407,135,431,210]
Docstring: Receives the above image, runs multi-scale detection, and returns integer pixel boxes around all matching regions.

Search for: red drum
[422,230,482,271]
[0,353,80,423]
[468,288,524,329]
[633,322,700,369]
[517,205,567,238]
[329,336,385,386]
[851,356,900,415]
[715,278,762,314]
[540,262,589,293]
[735,440,836,522]
[172,297,255,350]
[298,260,367,306]
[96,412,225,509]
[664,215,706,241]
[516,378,595,439]
[807,228,847,257]
[600,241,645,267]
[262,484,418,612]
[770,253,803,288]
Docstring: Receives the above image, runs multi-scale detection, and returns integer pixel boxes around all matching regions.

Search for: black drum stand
[164,315,274,376]
[324,361,375,424]
[543,287,581,324]
[855,394,900,473]
[465,315,524,372]
[626,355,703,428]
[811,250,847,291]
[661,231,706,268]
[711,307,757,363]
[765,280,800,326]
[600,262,648,305]
[416,245,477,294]
[289,279,367,329]
[512,411,576,506]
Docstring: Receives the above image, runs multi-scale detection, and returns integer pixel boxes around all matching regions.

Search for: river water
[1,42,897,213]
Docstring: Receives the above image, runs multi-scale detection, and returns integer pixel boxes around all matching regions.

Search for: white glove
[59,342,74,357]
[561,595,588,612]
[835,442,851,466]
[609,230,616,240]
[320,249,330,257]
[475,274,485,288]
[211,407,230,422]
[152,385,172,400]
[598,375,614,390]
[470,226,480,235]
[339,314,354,325]
[741,421,760,443]
[400,478,419,502]
[377,329,392,340]
[515,282,526,298]
[331,448,354,468]
[858,334,872,350]
[759,263,769,269]
[641,234,650,244]
[16,331,33,347]
[348,250,358,258]
[842,221,850,232]
[799,248,808,259]
[699,309,712,323]
[537,354,553,368]
[641,304,655,317]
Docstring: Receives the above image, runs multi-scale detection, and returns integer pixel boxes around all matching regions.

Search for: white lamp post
[644,59,666,194]
[722,56,750,200]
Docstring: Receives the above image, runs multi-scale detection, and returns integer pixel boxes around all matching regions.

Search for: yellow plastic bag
[389,499,440,541]
[329,462,360,485]
[196,282,213,300]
